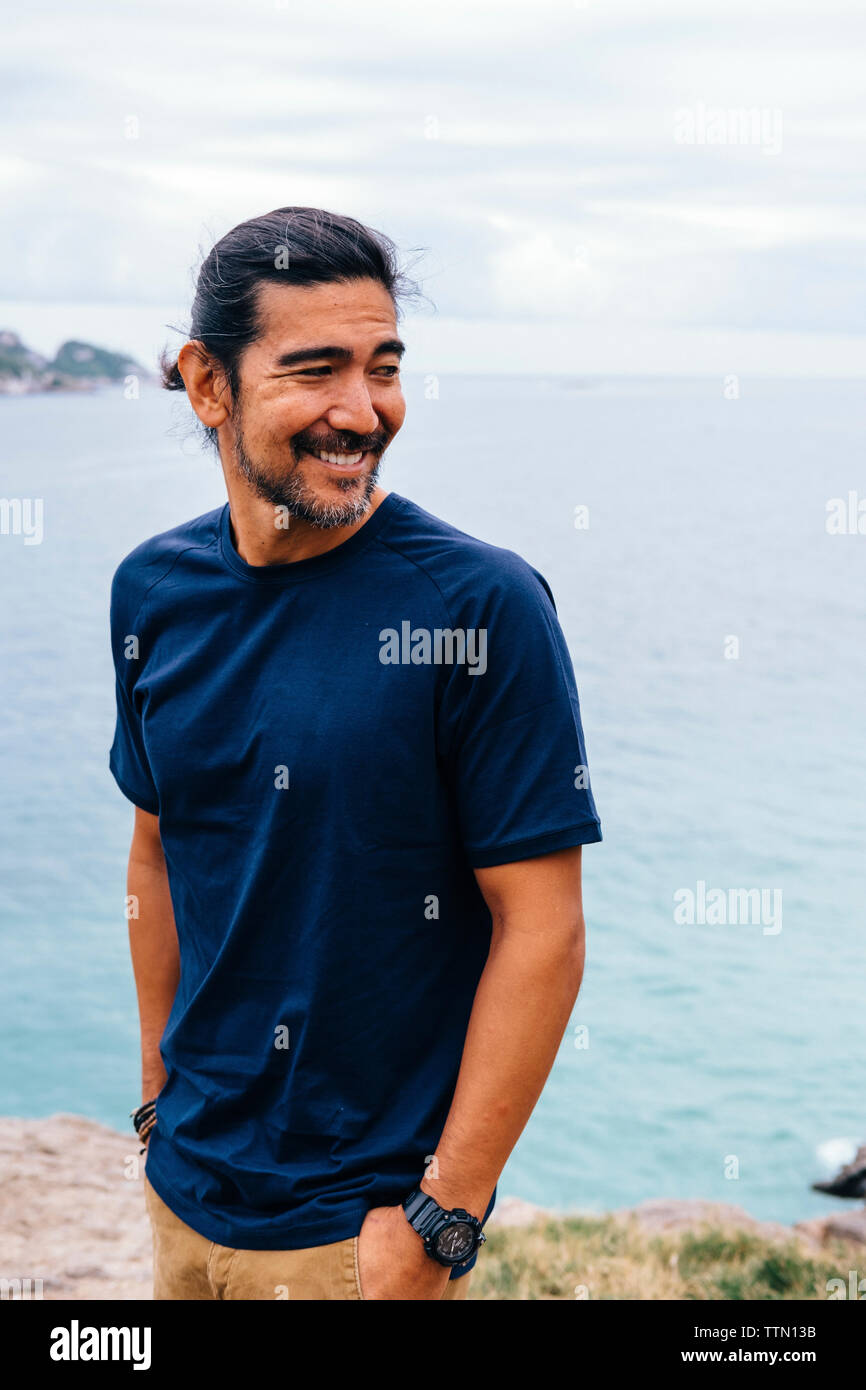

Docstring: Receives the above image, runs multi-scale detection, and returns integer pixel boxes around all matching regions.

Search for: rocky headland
[1,1115,863,1301]
[0,330,147,394]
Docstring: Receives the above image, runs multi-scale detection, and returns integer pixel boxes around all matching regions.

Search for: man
[110,206,602,1301]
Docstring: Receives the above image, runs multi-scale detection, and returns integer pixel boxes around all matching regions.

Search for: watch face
[435,1221,475,1262]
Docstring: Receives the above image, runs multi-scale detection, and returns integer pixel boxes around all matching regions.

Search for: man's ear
[177,341,231,430]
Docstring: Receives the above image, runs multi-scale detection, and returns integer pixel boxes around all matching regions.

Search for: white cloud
[489,226,609,317]
[0,0,864,370]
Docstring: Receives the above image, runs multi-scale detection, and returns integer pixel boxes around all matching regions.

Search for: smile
[303,448,370,475]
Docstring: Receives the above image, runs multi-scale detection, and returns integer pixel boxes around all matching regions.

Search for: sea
[1,374,864,1225]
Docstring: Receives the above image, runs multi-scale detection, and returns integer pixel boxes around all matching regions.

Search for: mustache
[294,430,389,456]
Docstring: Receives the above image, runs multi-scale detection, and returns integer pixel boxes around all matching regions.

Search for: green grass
[466,1214,856,1300]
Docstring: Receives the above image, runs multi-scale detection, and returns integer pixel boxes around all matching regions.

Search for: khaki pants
[144,1173,473,1300]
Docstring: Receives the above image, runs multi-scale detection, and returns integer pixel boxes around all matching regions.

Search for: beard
[231,410,386,530]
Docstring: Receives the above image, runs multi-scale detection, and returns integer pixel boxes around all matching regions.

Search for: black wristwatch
[402,1186,486,1268]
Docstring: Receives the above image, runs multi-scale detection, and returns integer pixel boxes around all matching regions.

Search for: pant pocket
[351,1235,364,1300]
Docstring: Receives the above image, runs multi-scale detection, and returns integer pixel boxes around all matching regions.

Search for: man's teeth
[315,450,364,466]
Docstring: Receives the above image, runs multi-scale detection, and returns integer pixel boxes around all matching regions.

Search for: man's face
[222,277,406,529]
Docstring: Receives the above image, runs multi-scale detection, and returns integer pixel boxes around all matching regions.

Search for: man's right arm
[127,806,180,1116]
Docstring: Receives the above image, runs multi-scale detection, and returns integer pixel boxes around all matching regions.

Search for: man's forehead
[254,277,396,339]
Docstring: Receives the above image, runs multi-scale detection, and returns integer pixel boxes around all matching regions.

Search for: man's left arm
[356,844,585,1299]
[419,844,586,1217]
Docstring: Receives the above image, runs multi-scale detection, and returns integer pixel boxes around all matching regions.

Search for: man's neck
[223,483,390,567]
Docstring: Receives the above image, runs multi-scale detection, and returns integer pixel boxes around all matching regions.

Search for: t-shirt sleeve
[108,563,160,815]
[437,557,602,869]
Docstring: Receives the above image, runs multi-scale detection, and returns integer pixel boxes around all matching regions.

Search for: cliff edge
[1,1115,863,1301]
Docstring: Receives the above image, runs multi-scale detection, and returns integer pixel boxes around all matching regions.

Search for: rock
[614,1198,790,1238]
[811,1145,866,1198]
[795,1210,866,1248]
[50,339,141,382]
[486,1195,555,1227]
[0,1114,152,1301]
[0,330,148,394]
[0,330,48,392]
[0,1115,849,1299]
[610,1198,827,1251]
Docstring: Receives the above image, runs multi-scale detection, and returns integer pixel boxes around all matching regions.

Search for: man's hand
[356,1204,454,1300]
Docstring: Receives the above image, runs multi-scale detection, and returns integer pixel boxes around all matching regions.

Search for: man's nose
[325,378,380,436]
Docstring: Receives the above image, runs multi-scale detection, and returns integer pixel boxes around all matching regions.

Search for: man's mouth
[300,448,371,476]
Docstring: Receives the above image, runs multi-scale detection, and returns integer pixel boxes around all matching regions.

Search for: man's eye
[289,365,400,378]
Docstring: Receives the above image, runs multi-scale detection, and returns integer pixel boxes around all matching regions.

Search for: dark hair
[161,206,426,447]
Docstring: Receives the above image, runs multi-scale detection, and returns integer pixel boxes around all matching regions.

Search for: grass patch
[467,1215,854,1301]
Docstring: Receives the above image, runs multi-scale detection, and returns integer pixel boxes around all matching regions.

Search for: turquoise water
[1,376,863,1224]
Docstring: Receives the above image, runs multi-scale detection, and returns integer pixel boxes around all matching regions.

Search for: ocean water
[1,375,864,1225]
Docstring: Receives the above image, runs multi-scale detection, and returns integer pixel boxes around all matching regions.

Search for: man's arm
[419,843,586,1217]
[127,806,180,1110]
[356,844,586,1298]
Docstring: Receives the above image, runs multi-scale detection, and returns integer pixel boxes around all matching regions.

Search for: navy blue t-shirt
[109,491,602,1273]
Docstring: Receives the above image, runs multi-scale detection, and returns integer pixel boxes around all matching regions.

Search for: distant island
[0,329,150,394]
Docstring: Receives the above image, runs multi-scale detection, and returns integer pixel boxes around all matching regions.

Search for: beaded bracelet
[130,1098,158,1154]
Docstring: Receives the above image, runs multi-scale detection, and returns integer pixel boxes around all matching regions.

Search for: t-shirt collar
[218,491,402,584]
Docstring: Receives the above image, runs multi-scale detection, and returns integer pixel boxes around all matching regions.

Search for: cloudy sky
[2,0,864,374]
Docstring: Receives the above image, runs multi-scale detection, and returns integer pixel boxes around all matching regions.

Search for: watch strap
[402,1187,445,1239]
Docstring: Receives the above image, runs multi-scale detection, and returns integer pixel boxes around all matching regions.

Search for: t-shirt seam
[374,532,478,746]
[113,529,222,800]
[112,530,221,799]
[511,588,587,754]
[538,597,584,716]
[373,533,464,630]
[120,525,221,637]
[374,532,569,752]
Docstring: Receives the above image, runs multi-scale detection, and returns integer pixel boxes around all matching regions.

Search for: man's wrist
[141,1069,165,1104]
[418,1169,491,1224]
[404,1181,488,1269]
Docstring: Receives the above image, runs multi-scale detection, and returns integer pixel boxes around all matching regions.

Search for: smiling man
[110,206,602,1301]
